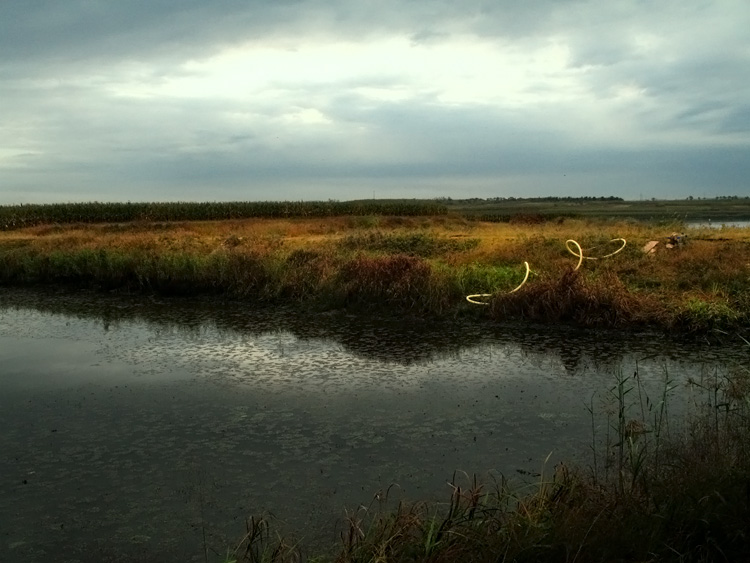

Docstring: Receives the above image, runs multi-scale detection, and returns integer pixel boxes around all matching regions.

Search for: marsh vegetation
[1,207,748,332]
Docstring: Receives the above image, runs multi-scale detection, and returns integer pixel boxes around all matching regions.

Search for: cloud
[1,1,749,203]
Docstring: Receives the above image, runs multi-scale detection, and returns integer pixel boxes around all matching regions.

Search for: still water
[0,289,746,562]
[686,219,750,229]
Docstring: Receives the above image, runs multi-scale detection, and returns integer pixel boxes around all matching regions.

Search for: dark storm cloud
[3,1,745,71]
[719,106,750,134]
[1,1,749,203]
[0,0,611,67]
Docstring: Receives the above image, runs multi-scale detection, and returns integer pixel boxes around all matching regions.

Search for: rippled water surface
[0,289,746,562]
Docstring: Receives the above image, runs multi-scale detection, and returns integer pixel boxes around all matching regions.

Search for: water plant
[1,213,748,331]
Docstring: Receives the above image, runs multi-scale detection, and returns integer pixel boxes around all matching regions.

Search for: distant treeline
[0,200,448,231]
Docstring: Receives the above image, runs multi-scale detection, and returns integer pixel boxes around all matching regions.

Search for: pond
[0,289,746,562]
[685,219,750,229]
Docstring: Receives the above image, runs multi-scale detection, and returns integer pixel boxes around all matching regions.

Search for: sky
[1,0,749,204]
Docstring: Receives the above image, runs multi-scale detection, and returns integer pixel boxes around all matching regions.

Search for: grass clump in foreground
[223,352,750,563]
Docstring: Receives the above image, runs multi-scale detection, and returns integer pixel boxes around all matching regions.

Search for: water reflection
[0,288,736,373]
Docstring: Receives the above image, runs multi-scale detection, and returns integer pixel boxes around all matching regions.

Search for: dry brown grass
[489,268,665,327]
[2,215,747,259]
[1,216,748,329]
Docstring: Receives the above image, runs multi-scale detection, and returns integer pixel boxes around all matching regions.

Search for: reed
[488,267,664,327]
[1,214,749,331]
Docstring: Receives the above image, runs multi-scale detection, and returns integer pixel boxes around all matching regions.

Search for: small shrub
[337,254,433,308]
[338,231,479,257]
[490,269,662,327]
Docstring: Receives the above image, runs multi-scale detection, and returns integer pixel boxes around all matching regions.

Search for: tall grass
[338,232,479,257]
[1,215,748,330]
[488,268,665,327]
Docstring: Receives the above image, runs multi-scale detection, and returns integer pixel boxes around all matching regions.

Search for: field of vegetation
[0,200,448,231]
[2,197,749,231]
[1,198,749,332]
[1,203,749,332]
[444,195,750,223]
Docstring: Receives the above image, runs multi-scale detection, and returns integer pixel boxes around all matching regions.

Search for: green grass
[338,231,480,257]
[677,298,743,331]
[447,263,528,296]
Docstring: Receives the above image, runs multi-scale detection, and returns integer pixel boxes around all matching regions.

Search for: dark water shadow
[1,287,744,375]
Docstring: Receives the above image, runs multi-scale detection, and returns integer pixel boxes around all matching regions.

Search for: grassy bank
[1,214,749,331]
[226,358,750,563]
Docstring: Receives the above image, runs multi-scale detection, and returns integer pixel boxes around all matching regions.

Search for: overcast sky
[1,1,749,204]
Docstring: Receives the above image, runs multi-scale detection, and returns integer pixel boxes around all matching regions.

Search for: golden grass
[1,216,748,329]
[2,215,747,256]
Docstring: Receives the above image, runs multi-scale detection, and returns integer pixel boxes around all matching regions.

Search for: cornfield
[0,200,448,231]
